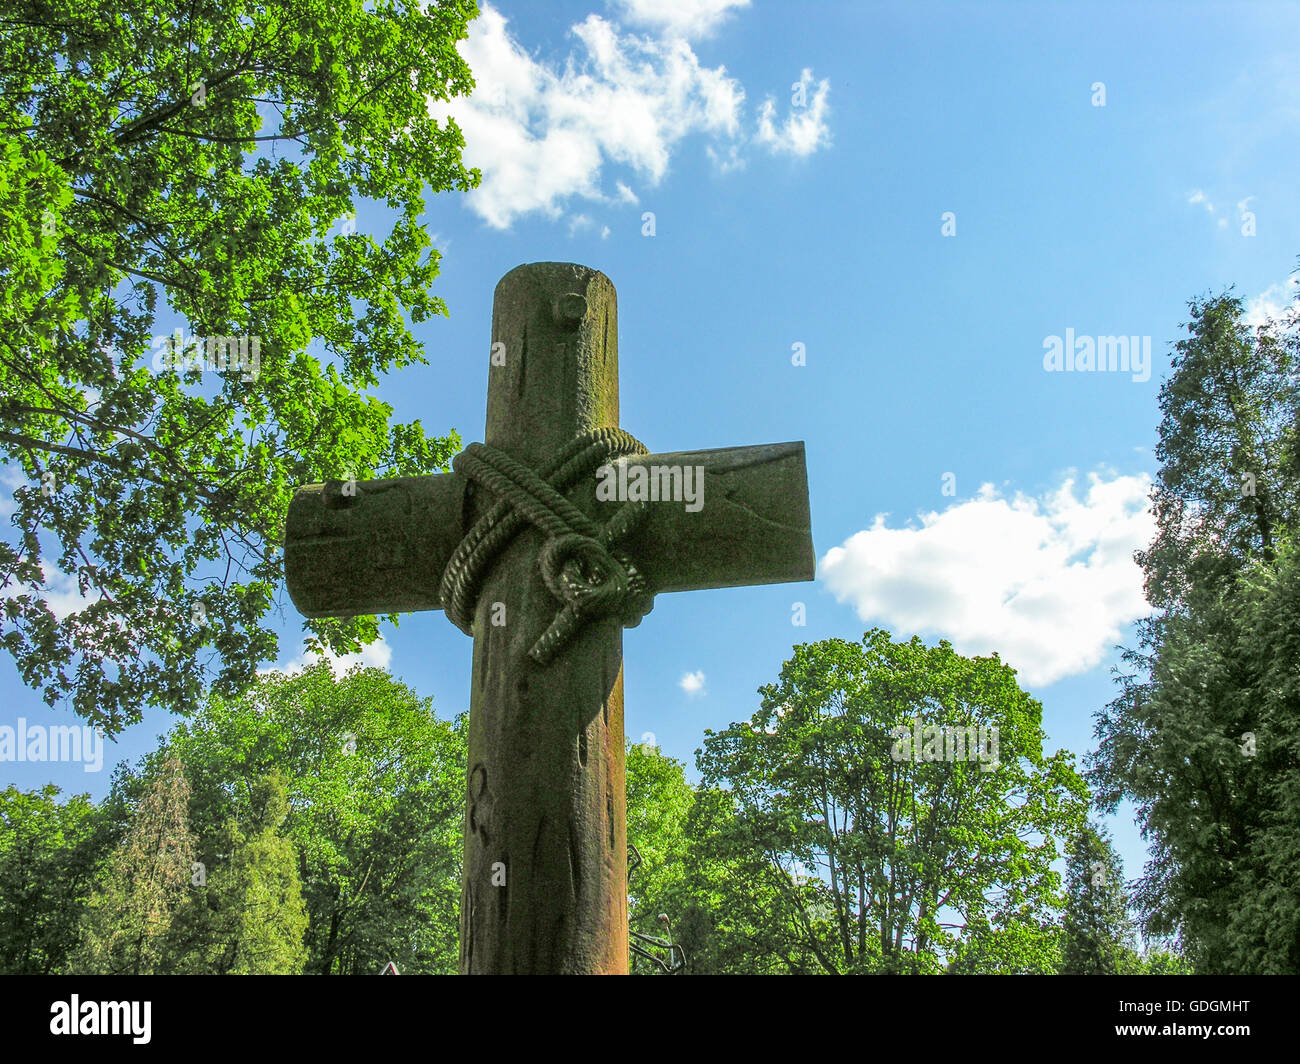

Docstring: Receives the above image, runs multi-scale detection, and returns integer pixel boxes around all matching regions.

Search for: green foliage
[1139,946,1194,974]
[1090,286,1300,974]
[0,783,108,973]
[113,662,467,974]
[670,783,849,974]
[172,771,309,973]
[946,915,1063,974]
[625,740,694,973]
[1059,823,1139,974]
[75,753,196,974]
[1135,291,1299,611]
[0,0,479,732]
[1220,539,1300,973]
[693,630,1090,974]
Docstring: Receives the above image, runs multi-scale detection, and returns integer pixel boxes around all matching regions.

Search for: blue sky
[6,0,1300,905]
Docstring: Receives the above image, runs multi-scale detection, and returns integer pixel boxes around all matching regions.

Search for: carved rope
[438,428,656,664]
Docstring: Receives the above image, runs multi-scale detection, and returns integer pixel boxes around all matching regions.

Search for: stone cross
[284,262,814,974]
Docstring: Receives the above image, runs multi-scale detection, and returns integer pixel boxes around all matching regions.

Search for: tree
[1139,945,1194,974]
[1218,538,1300,973]
[1059,823,1139,974]
[76,753,196,974]
[179,772,309,974]
[112,662,467,974]
[1135,289,1299,611]
[671,784,843,974]
[0,784,108,973]
[1106,537,1300,974]
[1090,284,1300,973]
[945,914,1063,975]
[624,740,694,973]
[0,0,480,733]
[694,630,1090,974]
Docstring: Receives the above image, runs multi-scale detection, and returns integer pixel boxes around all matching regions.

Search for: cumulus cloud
[268,637,393,678]
[0,463,23,520]
[1244,277,1300,329]
[820,473,1156,688]
[679,669,706,696]
[428,5,830,228]
[756,69,832,156]
[610,0,751,39]
[428,6,745,228]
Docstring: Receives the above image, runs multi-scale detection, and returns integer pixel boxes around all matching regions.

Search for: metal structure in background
[627,843,686,974]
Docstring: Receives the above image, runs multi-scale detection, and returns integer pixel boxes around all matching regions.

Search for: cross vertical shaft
[460,263,628,974]
[284,260,816,975]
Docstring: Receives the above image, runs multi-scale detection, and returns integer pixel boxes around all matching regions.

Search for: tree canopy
[1090,284,1300,973]
[1,0,479,732]
[114,662,468,974]
[691,630,1090,973]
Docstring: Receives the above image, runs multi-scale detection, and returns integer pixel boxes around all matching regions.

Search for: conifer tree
[76,753,195,974]
[194,772,308,975]
[1060,824,1139,974]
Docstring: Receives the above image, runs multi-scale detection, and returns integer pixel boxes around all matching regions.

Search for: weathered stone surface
[462,262,628,974]
[284,441,814,617]
[283,261,815,974]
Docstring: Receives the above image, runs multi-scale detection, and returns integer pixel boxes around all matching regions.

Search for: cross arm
[616,441,815,594]
[284,440,814,619]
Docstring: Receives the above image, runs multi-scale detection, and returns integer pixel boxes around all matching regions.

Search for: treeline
[2,648,1182,974]
[1,666,465,975]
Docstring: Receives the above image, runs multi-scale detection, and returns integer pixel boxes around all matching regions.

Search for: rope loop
[438,429,654,665]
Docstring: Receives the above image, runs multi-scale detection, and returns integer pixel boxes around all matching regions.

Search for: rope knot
[539,533,627,614]
[438,429,655,665]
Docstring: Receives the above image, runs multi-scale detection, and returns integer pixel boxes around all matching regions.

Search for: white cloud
[679,669,706,696]
[1188,189,1259,231]
[268,637,393,678]
[429,6,745,229]
[0,535,103,620]
[429,6,832,229]
[705,141,746,172]
[820,472,1156,688]
[756,69,832,156]
[0,463,24,520]
[7,567,101,622]
[1244,277,1300,329]
[610,0,751,40]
